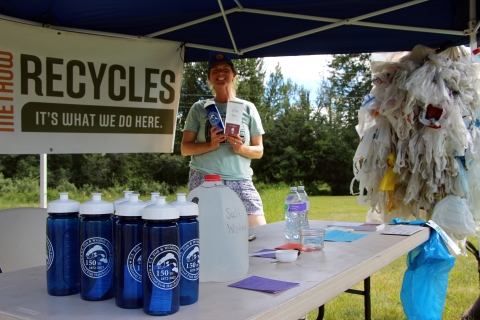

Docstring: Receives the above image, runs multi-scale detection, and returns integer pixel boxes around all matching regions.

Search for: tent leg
[470,0,477,50]
[40,153,47,208]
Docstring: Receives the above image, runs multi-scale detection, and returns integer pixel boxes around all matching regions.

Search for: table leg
[364,277,371,320]
[342,277,372,320]
[316,305,325,320]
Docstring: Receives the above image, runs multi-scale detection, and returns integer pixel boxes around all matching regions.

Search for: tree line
[0,54,372,195]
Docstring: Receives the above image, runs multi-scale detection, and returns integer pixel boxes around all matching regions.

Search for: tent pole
[40,154,47,208]
[471,0,480,262]
[470,0,477,51]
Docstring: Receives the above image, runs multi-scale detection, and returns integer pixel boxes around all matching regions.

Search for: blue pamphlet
[324,230,368,242]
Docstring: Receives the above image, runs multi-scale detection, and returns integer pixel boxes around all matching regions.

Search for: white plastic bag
[432,195,477,254]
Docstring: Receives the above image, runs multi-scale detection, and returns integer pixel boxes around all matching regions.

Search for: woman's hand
[226,134,243,153]
[209,126,227,149]
[181,128,225,156]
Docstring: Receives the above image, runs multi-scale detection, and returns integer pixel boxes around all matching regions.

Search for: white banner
[0,19,184,154]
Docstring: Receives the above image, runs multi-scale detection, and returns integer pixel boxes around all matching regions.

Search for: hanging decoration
[351,45,480,251]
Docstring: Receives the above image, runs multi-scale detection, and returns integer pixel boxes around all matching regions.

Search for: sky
[262,55,332,102]
[262,53,393,103]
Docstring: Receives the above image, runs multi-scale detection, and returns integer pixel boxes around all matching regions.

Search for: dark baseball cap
[208,53,234,69]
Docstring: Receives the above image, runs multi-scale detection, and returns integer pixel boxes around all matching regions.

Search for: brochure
[380,225,425,236]
[326,222,385,231]
[225,100,243,135]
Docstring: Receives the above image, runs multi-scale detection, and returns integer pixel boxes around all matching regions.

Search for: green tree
[258,64,292,125]
[326,53,372,129]
[253,65,319,185]
[234,58,266,108]
[313,53,373,194]
[0,155,39,179]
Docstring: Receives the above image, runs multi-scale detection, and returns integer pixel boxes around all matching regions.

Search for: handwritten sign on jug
[226,207,247,234]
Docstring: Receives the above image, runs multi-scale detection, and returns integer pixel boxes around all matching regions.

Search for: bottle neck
[179,215,198,220]
[48,212,79,217]
[144,219,178,224]
[117,216,142,221]
[81,214,112,219]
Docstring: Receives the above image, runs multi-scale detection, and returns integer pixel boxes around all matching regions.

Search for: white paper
[225,100,243,135]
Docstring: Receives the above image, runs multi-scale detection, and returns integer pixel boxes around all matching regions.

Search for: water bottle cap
[79,193,113,215]
[298,186,304,191]
[115,194,146,217]
[204,100,215,108]
[144,192,161,205]
[290,187,297,191]
[113,190,134,211]
[169,193,199,217]
[47,192,80,213]
[142,196,179,220]
[205,174,221,182]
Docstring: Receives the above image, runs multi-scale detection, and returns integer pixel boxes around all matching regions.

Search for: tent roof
[0,0,478,62]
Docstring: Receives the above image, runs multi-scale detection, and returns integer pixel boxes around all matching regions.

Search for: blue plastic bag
[400,229,455,320]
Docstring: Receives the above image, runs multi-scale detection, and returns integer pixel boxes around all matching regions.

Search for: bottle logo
[127,243,142,282]
[147,244,180,290]
[180,238,199,280]
[80,237,113,278]
[208,112,221,126]
[46,237,54,271]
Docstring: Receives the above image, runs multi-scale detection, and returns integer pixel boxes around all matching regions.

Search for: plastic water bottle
[46,192,80,296]
[79,193,114,301]
[113,190,134,212]
[112,191,134,248]
[170,193,199,305]
[144,192,160,206]
[115,194,146,309]
[142,196,180,316]
[285,187,305,240]
[204,100,225,133]
[297,186,310,230]
[186,174,248,282]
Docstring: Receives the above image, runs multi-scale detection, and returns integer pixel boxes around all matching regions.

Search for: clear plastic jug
[186,174,248,282]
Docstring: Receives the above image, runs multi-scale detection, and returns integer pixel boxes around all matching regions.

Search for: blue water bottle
[79,193,114,301]
[112,190,134,246]
[204,100,225,133]
[142,196,180,316]
[46,192,80,296]
[170,193,199,305]
[115,193,146,309]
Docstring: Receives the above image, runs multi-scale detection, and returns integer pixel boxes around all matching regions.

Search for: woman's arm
[226,134,263,159]
[181,127,226,156]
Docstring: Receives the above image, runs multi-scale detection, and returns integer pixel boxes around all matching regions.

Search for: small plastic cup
[300,229,325,251]
[275,250,299,262]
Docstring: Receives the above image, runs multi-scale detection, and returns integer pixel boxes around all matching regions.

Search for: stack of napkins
[228,276,299,294]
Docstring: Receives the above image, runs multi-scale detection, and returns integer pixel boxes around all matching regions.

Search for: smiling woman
[180,53,267,227]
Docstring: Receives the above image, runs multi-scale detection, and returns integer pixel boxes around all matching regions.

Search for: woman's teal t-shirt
[183,98,264,180]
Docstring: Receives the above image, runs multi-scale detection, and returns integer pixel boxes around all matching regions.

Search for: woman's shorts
[187,169,264,215]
